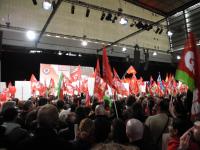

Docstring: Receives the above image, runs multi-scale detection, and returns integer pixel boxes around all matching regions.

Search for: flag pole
[113,99,119,119]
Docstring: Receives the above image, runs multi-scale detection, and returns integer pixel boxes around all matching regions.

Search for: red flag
[102,48,113,86]
[49,78,55,88]
[175,32,200,116]
[94,59,105,102]
[85,92,91,107]
[70,65,82,82]
[30,74,37,82]
[8,82,12,88]
[129,75,139,95]
[30,74,38,95]
[113,68,128,96]
[127,65,137,75]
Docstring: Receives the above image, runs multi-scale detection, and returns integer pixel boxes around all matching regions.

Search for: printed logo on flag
[43,68,50,75]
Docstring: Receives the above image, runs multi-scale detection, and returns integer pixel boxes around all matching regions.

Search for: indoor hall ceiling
[125,0,200,16]
[0,0,185,63]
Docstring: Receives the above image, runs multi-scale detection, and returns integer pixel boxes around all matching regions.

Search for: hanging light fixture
[119,17,128,25]
[43,0,52,10]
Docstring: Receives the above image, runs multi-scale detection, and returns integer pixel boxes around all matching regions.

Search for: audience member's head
[1,101,16,113]
[37,104,58,128]
[78,118,95,140]
[23,100,34,112]
[126,95,136,107]
[126,118,144,142]
[2,107,18,122]
[111,118,129,144]
[37,97,48,106]
[169,118,192,137]
[56,100,65,111]
[95,105,105,116]
[159,98,169,113]
[193,121,200,142]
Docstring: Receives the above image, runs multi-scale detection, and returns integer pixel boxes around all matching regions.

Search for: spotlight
[117,8,123,16]
[167,31,173,36]
[153,51,157,56]
[158,28,163,34]
[122,47,127,52]
[177,55,181,60]
[58,51,62,55]
[155,27,160,34]
[52,0,56,10]
[136,21,144,29]
[32,0,37,5]
[43,0,52,10]
[26,30,36,41]
[130,22,135,27]
[81,40,88,46]
[100,12,106,20]
[105,13,112,21]
[71,5,75,14]
[119,17,128,25]
[146,24,153,31]
[86,8,90,17]
[112,15,117,23]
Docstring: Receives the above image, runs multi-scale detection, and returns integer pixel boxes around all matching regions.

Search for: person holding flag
[175,32,200,118]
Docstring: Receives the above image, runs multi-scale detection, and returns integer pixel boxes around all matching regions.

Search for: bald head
[37,104,58,128]
[126,118,144,142]
[95,105,105,116]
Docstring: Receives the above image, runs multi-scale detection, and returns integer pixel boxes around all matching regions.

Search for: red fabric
[127,65,137,75]
[85,92,91,107]
[70,65,82,82]
[94,59,105,102]
[168,137,199,150]
[102,48,113,87]
[30,74,38,95]
[113,68,128,96]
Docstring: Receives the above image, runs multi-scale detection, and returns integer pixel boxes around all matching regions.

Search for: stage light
[167,31,173,36]
[122,47,127,52]
[71,5,75,14]
[153,51,157,56]
[32,0,37,5]
[52,0,56,10]
[26,30,36,41]
[105,13,112,21]
[100,12,106,20]
[58,51,63,55]
[86,8,90,17]
[43,0,52,10]
[136,21,144,29]
[117,8,123,16]
[119,17,128,25]
[158,28,163,34]
[155,27,160,34]
[112,15,118,23]
[177,55,181,60]
[146,24,153,31]
[130,22,135,27]
[81,40,88,46]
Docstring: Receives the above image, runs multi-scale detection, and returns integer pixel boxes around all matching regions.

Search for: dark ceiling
[125,0,200,16]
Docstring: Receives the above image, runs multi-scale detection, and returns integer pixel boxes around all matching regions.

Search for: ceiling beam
[35,0,63,47]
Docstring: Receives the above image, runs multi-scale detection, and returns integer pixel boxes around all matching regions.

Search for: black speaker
[0,30,2,50]
[134,50,140,68]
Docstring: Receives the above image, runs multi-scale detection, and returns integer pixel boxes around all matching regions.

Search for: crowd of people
[0,93,199,150]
